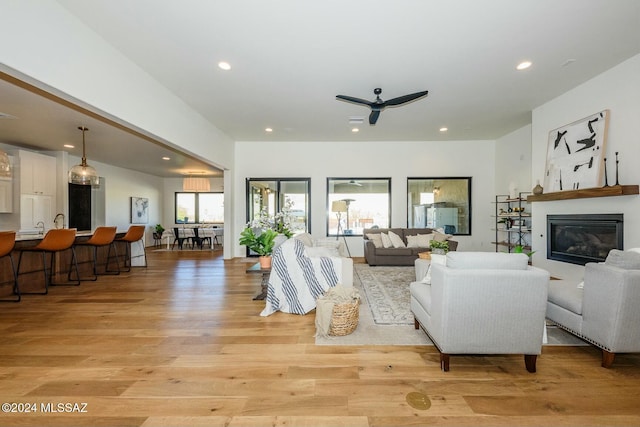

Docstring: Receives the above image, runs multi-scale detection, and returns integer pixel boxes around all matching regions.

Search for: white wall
[495,124,532,196]
[234,139,496,257]
[530,54,640,281]
[0,0,234,178]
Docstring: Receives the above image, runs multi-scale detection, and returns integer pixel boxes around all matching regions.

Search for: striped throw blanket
[260,238,343,316]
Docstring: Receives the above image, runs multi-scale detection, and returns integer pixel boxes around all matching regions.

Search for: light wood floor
[1,249,640,427]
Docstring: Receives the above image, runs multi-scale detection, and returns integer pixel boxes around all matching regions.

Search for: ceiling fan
[336,88,429,125]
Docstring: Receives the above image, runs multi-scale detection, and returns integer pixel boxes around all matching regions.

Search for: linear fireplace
[547,214,623,265]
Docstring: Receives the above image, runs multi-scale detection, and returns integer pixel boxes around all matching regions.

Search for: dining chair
[171,227,191,250]
[16,228,80,294]
[192,228,211,249]
[0,231,20,302]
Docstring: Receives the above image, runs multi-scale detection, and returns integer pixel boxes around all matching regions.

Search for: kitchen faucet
[54,213,65,229]
[36,221,45,235]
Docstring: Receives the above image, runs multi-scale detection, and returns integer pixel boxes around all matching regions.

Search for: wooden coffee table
[246,262,271,300]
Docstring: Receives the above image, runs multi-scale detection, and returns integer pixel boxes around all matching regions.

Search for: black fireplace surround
[547,214,623,265]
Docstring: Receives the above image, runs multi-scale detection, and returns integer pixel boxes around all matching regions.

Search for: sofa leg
[524,354,537,373]
[602,350,615,368]
[440,353,450,372]
[414,317,420,330]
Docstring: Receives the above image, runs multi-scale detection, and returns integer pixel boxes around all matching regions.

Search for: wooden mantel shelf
[527,185,639,202]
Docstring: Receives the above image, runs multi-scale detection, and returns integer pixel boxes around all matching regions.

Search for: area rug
[355,264,416,325]
[315,265,431,346]
[315,264,588,346]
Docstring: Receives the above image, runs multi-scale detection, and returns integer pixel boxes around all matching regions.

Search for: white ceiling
[1,0,639,177]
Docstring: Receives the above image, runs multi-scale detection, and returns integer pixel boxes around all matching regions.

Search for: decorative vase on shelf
[532,180,544,195]
[259,255,272,269]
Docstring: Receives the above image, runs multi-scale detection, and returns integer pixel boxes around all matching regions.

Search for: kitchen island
[0,229,140,297]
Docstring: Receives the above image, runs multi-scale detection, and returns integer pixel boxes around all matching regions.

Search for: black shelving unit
[492,192,531,253]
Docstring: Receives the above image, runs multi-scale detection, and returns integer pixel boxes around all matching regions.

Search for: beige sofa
[363,227,458,266]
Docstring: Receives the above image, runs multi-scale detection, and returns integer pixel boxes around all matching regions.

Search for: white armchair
[410,252,550,372]
[260,236,353,316]
[547,249,640,368]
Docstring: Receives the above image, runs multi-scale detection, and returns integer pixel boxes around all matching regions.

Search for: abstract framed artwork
[543,110,609,192]
[131,197,149,224]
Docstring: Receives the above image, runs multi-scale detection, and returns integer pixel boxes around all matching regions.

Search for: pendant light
[68,126,99,186]
[182,176,211,192]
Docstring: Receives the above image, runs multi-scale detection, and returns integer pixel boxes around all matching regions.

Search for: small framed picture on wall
[131,197,149,224]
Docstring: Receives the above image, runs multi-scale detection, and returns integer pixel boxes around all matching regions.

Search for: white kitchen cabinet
[19,150,56,196]
[20,194,53,232]
[0,178,12,213]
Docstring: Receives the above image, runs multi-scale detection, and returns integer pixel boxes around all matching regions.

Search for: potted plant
[239,227,278,268]
[513,245,535,259]
[429,239,449,254]
[154,224,165,237]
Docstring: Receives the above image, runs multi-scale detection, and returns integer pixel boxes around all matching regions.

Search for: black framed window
[246,178,310,234]
[327,178,391,236]
[175,192,224,223]
[407,177,471,235]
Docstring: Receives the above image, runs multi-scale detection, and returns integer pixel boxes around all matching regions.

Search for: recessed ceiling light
[63,144,74,148]
[352,128,359,133]
[162,156,170,160]
[516,61,532,71]
[265,127,273,133]
[218,61,231,70]
[439,127,448,132]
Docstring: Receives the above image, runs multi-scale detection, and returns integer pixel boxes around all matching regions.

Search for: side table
[246,262,271,300]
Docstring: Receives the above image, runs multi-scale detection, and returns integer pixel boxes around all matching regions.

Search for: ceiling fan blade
[336,95,374,107]
[369,110,380,125]
[384,90,429,107]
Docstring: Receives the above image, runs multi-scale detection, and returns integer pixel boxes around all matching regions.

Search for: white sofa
[260,235,353,316]
[410,252,550,372]
[546,249,640,368]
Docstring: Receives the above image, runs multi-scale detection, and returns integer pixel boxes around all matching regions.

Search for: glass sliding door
[246,178,310,234]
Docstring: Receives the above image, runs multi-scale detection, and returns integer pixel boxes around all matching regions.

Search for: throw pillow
[294,232,314,247]
[416,233,434,247]
[366,233,383,248]
[605,249,640,269]
[433,231,452,242]
[421,253,447,284]
[380,232,393,248]
[388,230,406,248]
[406,235,419,248]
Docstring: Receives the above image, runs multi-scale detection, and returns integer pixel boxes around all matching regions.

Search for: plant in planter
[154,224,165,236]
[429,239,449,254]
[239,227,278,267]
[513,245,535,257]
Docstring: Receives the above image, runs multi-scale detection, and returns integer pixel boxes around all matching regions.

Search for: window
[407,177,471,235]
[246,178,310,234]
[175,192,224,223]
[327,178,391,236]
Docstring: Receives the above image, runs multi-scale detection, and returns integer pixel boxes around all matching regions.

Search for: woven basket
[418,251,431,260]
[328,298,359,336]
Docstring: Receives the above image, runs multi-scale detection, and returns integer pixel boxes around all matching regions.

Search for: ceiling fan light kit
[336,87,429,125]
